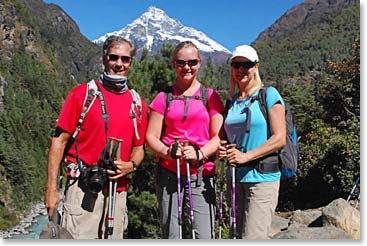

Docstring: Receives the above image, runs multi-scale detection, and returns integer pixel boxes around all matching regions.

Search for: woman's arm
[145,111,171,159]
[227,103,286,165]
[200,113,224,159]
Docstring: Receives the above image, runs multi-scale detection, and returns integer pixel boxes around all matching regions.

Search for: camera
[79,164,107,194]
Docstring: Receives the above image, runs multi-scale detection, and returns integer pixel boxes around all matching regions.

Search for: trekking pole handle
[220,140,228,158]
[170,137,180,159]
[227,143,237,149]
[226,144,237,167]
[220,140,228,146]
[181,140,189,150]
[182,140,192,160]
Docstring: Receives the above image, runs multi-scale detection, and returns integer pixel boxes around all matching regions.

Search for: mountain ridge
[93,6,231,63]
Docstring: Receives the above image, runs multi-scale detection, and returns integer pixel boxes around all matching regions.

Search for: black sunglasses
[175,59,199,67]
[231,61,257,69]
[108,54,131,63]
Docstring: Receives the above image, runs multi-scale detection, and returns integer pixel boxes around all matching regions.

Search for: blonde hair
[172,41,201,62]
[248,68,262,96]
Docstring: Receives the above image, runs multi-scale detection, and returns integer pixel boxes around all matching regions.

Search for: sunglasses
[108,54,131,63]
[231,61,257,69]
[175,59,199,67]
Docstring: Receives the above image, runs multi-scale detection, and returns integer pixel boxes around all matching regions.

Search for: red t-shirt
[57,80,148,191]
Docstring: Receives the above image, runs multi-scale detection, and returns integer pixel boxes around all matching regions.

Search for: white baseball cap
[230,45,259,62]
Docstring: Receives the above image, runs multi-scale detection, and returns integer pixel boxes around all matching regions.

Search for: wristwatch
[131,160,138,171]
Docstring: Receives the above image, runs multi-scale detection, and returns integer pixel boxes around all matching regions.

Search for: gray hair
[102,35,137,57]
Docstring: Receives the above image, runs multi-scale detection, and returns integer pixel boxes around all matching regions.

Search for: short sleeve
[265,86,285,110]
[207,88,225,117]
[57,85,85,133]
[149,92,167,115]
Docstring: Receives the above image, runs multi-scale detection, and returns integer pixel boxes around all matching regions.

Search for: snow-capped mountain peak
[93,6,230,62]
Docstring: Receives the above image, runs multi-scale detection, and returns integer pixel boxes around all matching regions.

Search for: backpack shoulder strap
[74,80,99,138]
[164,86,174,111]
[200,84,209,108]
[130,89,142,118]
[258,86,268,122]
[163,84,209,121]
[129,88,143,140]
[64,80,99,157]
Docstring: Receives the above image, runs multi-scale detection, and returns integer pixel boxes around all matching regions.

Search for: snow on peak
[93,6,230,55]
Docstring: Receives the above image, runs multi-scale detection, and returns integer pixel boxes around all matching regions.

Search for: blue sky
[43,0,304,51]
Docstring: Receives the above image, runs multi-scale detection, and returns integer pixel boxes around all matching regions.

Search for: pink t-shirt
[57,80,148,190]
[149,84,224,176]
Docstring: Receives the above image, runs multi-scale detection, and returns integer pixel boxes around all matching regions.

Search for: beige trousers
[236,180,280,239]
[61,179,128,239]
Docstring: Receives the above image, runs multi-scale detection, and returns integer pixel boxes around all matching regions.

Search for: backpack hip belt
[245,153,280,174]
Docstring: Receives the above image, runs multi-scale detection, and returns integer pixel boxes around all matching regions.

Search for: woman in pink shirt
[146,41,224,239]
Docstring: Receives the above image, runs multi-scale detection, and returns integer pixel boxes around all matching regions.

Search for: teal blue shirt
[224,86,284,183]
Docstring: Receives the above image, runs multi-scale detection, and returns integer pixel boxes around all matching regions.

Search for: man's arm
[45,130,70,219]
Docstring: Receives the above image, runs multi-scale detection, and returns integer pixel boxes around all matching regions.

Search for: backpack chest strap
[170,94,205,120]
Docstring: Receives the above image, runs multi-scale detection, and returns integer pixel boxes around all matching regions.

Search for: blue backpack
[257,86,300,177]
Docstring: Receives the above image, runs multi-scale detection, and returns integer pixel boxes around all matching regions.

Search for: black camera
[79,164,107,194]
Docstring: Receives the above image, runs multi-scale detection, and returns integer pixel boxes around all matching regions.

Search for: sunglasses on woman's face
[231,61,257,69]
[175,59,199,67]
[108,54,131,63]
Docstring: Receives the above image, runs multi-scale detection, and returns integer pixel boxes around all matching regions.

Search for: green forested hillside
[251,0,360,211]
[0,0,82,229]
[253,1,359,87]
[0,0,360,239]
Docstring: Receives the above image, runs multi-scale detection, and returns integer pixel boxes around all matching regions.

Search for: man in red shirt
[45,36,148,239]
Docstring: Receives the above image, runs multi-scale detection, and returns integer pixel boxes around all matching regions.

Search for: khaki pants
[61,179,128,239]
[236,180,280,239]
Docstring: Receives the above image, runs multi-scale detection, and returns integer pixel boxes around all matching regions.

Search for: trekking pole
[51,173,64,225]
[219,140,227,239]
[107,138,122,239]
[347,176,360,202]
[228,143,237,239]
[173,138,183,239]
[108,179,117,239]
[183,140,195,239]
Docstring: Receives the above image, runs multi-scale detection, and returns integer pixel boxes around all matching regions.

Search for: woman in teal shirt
[218,44,286,239]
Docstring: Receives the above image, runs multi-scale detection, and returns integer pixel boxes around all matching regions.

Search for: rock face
[1,198,359,239]
[0,0,102,83]
[270,198,360,240]
[322,198,360,240]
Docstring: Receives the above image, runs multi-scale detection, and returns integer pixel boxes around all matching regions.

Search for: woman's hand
[227,147,249,165]
[216,144,227,161]
[167,141,182,160]
[181,144,197,161]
